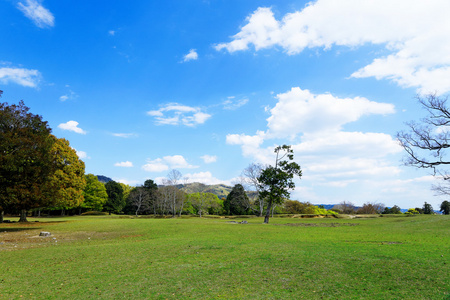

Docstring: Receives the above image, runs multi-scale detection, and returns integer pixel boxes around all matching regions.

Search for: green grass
[1,215,449,299]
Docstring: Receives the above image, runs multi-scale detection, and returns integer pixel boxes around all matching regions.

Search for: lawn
[1,215,449,299]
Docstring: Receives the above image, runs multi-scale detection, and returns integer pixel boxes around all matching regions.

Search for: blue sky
[2,0,450,209]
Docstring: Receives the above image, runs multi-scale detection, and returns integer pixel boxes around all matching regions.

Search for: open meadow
[1,215,449,299]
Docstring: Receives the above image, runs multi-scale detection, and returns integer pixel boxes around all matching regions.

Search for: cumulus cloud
[266,87,395,138]
[114,161,133,168]
[226,88,400,179]
[17,0,54,28]
[216,1,450,94]
[201,155,217,164]
[0,67,41,87]
[183,49,198,62]
[142,155,198,173]
[147,103,211,126]
[57,121,87,134]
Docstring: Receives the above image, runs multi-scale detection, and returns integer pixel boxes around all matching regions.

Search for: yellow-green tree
[42,136,86,213]
[82,174,108,212]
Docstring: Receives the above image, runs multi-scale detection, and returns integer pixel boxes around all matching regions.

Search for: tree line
[2,93,449,223]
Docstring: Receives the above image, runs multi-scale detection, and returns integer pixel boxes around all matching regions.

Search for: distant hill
[96,175,113,183]
[179,182,233,199]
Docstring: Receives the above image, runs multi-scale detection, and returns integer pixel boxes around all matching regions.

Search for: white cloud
[115,178,140,186]
[216,2,450,94]
[142,159,169,172]
[114,161,133,168]
[267,87,395,138]
[142,155,198,173]
[112,133,138,138]
[59,89,77,102]
[74,149,88,159]
[57,121,87,134]
[223,97,249,110]
[183,49,198,62]
[0,67,41,87]
[147,103,211,127]
[227,87,400,180]
[17,0,54,28]
[108,30,115,36]
[183,171,233,186]
[201,155,217,164]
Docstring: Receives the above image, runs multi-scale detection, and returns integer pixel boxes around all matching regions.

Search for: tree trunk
[264,200,273,224]
[19,209,28,222]
[38,208,41,217]
[0,210,3,223]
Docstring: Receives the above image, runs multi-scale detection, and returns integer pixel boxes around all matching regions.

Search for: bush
[81,211,109,216]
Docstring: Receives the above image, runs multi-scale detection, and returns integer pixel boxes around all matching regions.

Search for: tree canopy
[82,174,108,212]
[104,180,125,214]
[258,145,302,223]
[0,100,56,221]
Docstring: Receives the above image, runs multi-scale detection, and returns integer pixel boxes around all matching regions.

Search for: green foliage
[82,174,108,211]
[42,136,86,210]
[405,208,420,215]
[423,202,434,214]
[382,205,402,214]
[0,101,55,221]
[187,192,222,217]
[440,201,449,215]
[258,145,302,223]
[224,184,250,215]
[104,181,125,214]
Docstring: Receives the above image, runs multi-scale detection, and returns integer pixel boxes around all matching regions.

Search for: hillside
[179,182,232,199]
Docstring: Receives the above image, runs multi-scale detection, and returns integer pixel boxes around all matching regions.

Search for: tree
[284,200,316,214]
[0,100,55,222]
[397,94,450,195]
[440,200,450,215]
[356,202,385,214]
[241,163,265,216]
[42,136,86,215]
[143,179,158,215]
[128,187,150,216]
[423,202,434,214]
[382,205,402,214]
[188,192,220,217]
[82,174,108,212]
[258,145,302,224]
[104,181,125,214]
[224,184,250,215]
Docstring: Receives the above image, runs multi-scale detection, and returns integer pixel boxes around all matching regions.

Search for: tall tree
[82,174,108,212]
[423,202,434,214]
[224,184,250,215]
[258,145,302,224]
[104,181,125,214]
[440,200,450,215]
[143,179,158,215]
[42,136,86,214]
[0,100,55,222]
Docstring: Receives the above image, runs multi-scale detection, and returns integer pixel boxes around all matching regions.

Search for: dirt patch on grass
[0,223,111,252]
[274,223,359,227]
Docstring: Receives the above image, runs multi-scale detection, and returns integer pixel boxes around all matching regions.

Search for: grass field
[1,215,449,299]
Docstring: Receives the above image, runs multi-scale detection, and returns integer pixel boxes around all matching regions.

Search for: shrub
[81,211,109,216]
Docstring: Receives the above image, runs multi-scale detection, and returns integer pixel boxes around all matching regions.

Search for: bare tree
[129,187,150,216]
[397,93,450,195]
[241,163,265,216]
[333,201,355,214]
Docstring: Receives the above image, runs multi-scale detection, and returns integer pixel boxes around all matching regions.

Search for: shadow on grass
[0,227,41,232]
